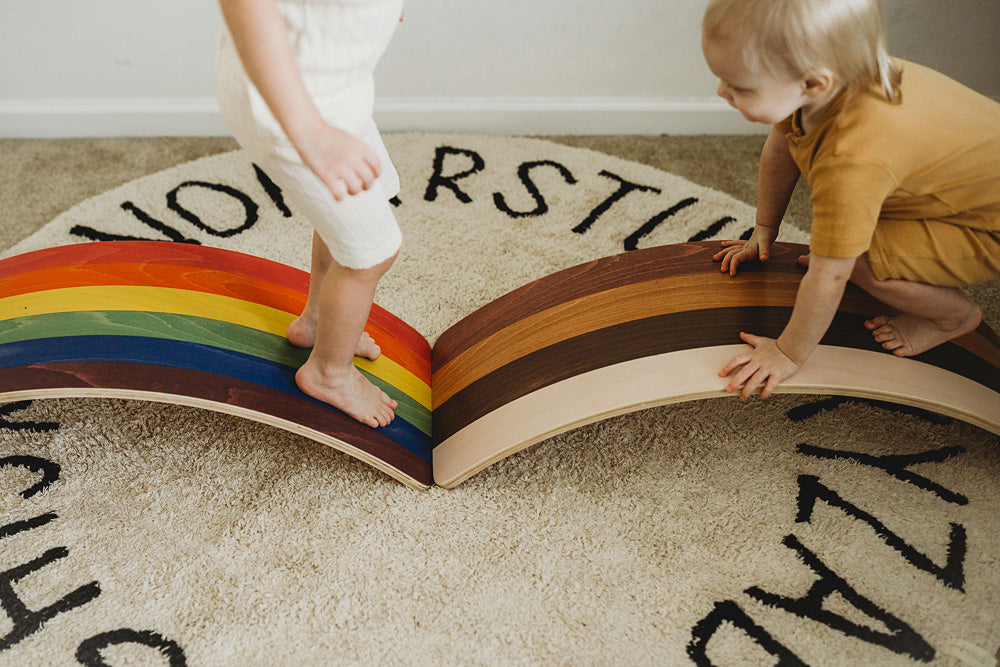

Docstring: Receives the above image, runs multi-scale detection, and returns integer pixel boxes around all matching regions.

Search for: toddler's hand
[719,332,800,400]
[712,224,779,276]
[298,123,381,201]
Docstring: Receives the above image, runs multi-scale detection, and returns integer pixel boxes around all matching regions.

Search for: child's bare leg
[287,232,380,361]
[295,251,398,427]
[851,255,982,356]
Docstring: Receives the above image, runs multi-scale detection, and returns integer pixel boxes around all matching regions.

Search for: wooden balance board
[430,242,1000,487]
[0,241,433,488]
[2,241,998,490]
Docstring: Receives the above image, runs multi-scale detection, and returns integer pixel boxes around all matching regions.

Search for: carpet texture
[1,134,998,666]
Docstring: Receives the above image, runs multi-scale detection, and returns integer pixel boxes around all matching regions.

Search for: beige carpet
[1,134,998,666]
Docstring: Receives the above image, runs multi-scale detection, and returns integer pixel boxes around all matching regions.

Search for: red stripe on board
[0,241,309,292]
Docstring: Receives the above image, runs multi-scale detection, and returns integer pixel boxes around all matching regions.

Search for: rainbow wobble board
[2,241,999,490]
[0,241,433,489]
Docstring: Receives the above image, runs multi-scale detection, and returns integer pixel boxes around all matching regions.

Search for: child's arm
[219,0,380,200]
[719,253,856,399]
[714,127,800,275]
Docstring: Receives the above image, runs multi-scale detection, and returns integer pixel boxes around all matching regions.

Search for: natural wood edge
[1,387,431,491]
[433,344,1000,489]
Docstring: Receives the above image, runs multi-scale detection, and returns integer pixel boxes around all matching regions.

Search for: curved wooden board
[432,242,1000,488]
[0,241,433,490]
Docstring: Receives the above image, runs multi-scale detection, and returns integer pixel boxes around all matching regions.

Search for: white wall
[1,0,997,137]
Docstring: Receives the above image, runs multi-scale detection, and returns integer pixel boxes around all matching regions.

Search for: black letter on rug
[572,170,661,234]
[0,402,58,434]
[688,599,806,666]
[167,181,259,238]
[688,215,737,243]
[624,197,698,251]
[0,455,60,498]
[423,146,486,204]
[746,534,935,662]
[797,444,968,505]
[0,513,58,541]
[493,160,577,218]
[77,629,187,667]
[785,397,950,426]
[71,202,199,244]
[253,164,292,218]
[0,548,101,651]
[795,474,965,590]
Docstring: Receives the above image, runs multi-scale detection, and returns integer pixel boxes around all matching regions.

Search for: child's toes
[872,327,895,343]
[865,315,889,331]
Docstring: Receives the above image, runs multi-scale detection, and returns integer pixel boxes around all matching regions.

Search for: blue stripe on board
[0,335,431,463]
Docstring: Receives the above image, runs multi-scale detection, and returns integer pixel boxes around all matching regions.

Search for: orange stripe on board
[364,318,431,386]
[0,263,309,312]
[367,304,431,360]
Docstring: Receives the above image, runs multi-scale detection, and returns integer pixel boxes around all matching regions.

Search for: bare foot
[295,360,397,428]
[865,307,981,357]
[354,332,382,360]
[286,315,317,348]
[287,319,381,361]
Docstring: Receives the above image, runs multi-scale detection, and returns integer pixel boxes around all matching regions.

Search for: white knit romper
[216,0,405,269]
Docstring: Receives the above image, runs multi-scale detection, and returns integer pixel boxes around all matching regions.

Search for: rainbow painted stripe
[0,241,433,489]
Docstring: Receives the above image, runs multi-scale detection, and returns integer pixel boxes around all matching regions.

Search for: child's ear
[802,69,835,97]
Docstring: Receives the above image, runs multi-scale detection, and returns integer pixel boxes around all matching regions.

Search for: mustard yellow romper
[777,60,1000,287]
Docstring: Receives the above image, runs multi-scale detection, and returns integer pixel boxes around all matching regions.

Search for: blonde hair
[703,0,902,102]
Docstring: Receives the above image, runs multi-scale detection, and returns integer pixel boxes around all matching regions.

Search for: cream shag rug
[1,134,998,666]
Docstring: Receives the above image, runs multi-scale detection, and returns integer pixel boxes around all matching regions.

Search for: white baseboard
[375,96,765,135]
[0,96,767,137]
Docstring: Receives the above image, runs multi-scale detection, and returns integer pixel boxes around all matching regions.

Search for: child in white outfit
[216,0,405,427]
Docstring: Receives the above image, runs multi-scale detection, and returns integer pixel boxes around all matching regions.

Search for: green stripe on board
[0,310,430,435]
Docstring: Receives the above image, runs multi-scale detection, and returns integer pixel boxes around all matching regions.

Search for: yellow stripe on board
[0,285,431,410]
[0,284,294,332]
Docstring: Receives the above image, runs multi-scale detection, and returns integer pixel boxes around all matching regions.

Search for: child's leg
[295,250,399,428]
[287,232,381,361]
[851,255,982,356]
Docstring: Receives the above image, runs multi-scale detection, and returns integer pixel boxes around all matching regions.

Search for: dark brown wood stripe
[433,306,1000,446]
[433,242,813,369]
[4,362,432,488]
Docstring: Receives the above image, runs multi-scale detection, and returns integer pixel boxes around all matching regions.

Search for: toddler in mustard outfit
[702,0,1000,399]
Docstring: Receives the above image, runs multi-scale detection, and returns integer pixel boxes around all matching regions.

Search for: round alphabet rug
[1,134,998,666]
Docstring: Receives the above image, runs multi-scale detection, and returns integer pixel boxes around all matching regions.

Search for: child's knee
[354,251,397,283]
[376,249,399,275]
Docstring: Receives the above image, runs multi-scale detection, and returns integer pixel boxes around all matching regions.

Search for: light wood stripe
[432,306,1000,444]
[433,345,1000,488]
